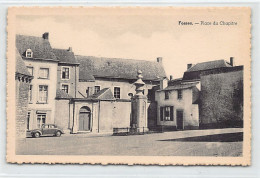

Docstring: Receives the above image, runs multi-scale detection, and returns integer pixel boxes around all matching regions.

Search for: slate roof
[16,49,31,76]
[88,88,115,100]
[56,89,73,99]
[186,60,232,72]
[16,34,58,61]
[53,48,79,65]
[161,82,199,91]
[183,60,232,81]
[76,55,167,81]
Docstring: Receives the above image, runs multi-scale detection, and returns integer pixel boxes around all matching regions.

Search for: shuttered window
[160,106,174,121]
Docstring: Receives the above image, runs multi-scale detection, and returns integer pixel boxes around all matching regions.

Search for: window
[39,68,49,79]
[114,87,120,99]
[62,67,69,79]
[165,91,169,100]
[27,66,33,76]
[27,112,30,130]
[94,86,100,94]
[26,49,33,58]
[164,107,171,121]
[177,89,182,99]
[37,113,46,128]
[28,85,33,103]
[61,84,69,93]
[160,106,174,121]
[38,85,48,103]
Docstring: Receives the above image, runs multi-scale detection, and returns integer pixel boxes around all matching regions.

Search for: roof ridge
[16,34,44,39]
[76,54,160,64]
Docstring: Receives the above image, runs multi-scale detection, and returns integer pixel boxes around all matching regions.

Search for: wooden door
[176,110,184,130]
[79,112,90,131]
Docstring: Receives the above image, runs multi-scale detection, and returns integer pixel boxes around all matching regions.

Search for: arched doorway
[79,106,91,131]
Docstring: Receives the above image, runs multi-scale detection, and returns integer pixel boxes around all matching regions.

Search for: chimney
[170,75,173,81]
[230,57,234,66]
[42,32,49,40]
[187,63,193,70]
[157,57,162,63]
[68,47,72,52]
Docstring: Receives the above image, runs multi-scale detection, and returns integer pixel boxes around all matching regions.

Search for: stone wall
[200,69,243,128]
[16,78,30,138]
[99,100,132,132]
[55,99,71,133]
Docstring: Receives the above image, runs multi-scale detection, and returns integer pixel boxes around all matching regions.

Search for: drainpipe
[98,100,101,133]
[91,102,94,132]
[72,100,75,133]
[74,65,77,98]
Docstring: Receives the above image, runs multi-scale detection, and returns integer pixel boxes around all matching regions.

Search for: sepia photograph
[7,7,251,165]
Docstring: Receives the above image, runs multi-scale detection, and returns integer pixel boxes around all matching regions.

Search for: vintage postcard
[7,7,251,165]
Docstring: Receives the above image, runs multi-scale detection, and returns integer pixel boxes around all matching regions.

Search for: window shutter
[170,106,174,121]
[160,107,164,121]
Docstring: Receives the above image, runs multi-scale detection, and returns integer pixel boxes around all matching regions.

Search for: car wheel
[34,132,40,138]
[55,131,61,137]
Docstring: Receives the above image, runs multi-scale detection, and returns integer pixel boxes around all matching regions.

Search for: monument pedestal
[130,70,149,133]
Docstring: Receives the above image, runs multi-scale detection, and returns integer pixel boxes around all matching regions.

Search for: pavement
[17,128,243,156]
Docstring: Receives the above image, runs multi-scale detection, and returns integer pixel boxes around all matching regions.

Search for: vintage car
[29,124,64,138]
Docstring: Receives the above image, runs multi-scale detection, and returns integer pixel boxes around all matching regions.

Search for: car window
[42,125,48,128]
[50,125,55,128]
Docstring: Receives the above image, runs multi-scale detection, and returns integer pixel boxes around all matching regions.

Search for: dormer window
[26,49,33,58]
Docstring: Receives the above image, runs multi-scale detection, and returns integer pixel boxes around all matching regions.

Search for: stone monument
[131,70,148,132]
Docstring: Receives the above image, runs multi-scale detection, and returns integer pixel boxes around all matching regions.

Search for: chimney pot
[187,63,193,70]
[68,47,72,52]
[230,57,234,66]
[170,75,173,81]
[42,32,49,40]
[157,57,162,63]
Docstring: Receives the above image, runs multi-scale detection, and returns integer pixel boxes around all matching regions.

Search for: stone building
[16,32,167,135]
[15,49,33,138]
[52,48,80,133]
[16,33,59,130]
[68,55,167,133]
[155,81,200,130]
[76,55,166,100]
[155,58,244,130]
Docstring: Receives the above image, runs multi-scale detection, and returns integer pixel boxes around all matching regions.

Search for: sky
[15,8,250,78]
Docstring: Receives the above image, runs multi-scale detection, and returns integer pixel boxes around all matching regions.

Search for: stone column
[131,70,148,132]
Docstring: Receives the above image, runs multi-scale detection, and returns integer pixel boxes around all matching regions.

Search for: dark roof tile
[76,55,166,81]
[16,49,31,76]
[187,60,232,72]
[161,82,199,91]
[16,34,58,61]
[183,60,232,81]
[53,48,79,65]
[56,89,73,99]
[88,88,115,100]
